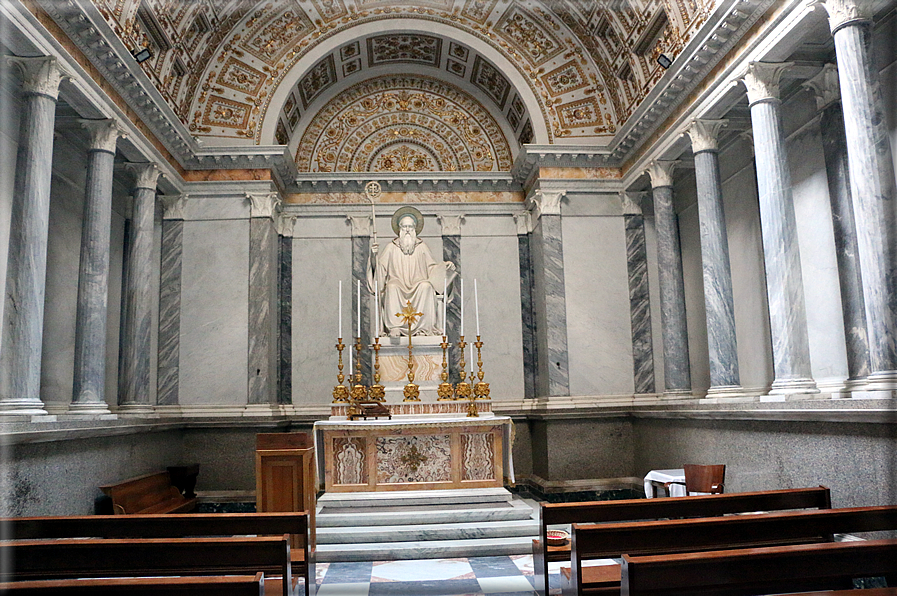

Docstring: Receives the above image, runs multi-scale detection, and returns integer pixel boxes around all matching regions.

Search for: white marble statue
[368,206,456,337]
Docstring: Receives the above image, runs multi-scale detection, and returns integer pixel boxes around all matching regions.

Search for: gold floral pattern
[368,34,442,67]
[495,5,564,66]
[216,57,266,95]
[543,61,588,97]
[203,95,252,129]
[240,6,313,64]
[557,97,604,129]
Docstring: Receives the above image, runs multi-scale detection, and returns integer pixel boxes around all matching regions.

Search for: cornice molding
[290,172,519,194]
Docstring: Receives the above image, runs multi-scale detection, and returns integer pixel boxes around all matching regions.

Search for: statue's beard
[399,232,416,255]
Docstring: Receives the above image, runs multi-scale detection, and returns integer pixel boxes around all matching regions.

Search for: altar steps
[314,488,538,562]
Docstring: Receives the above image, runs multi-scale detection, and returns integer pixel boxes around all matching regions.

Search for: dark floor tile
[367,579,482,595]
[467,556,522,578]
[321,561,374,584]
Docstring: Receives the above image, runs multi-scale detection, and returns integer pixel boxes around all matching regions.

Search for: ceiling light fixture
[132,48,152,63]
[657,54,672,69]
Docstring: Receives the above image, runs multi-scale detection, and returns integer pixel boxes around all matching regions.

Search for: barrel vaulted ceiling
[35,0,784,177]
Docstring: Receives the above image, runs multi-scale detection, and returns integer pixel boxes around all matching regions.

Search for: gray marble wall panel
[751,99,816,392]
[442,235,461,384]
[278,235,292,404]
[351,236,372,384]
[536,214,569,397]
[821,102,870,380]
[71,147,116,409]
[157,220,182,406]
[652,186,691,393]
[694,150,741,390]
[247,218,276,405]
[0,87,57,413]
[625,215,656,394]
[833,21,897,381]
[517,233,537,399]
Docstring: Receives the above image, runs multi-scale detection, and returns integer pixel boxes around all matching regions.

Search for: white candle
[356,279,361,338]
[475,278,480,336]
[374,280,379,336]
[443,277,447,336]
[460,278,464,336]
[338,280,342,339]
[348,343,352,374]
[470,342,475,373]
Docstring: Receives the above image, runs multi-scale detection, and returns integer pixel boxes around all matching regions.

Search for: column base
[767,377,819,398]
[66,401,115,417]
[702,385,750,402]
[863,371,897,391]
[116,403,159,417]
[243,403,289,417]
[661,389,695,400]
[0,398,51,417]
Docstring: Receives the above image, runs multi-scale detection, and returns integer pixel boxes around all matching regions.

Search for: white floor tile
[478,576,536,593]
[316,583,370,596]
[372,559,474,582]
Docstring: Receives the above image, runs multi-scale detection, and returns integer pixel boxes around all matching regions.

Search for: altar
[314,415,514,493]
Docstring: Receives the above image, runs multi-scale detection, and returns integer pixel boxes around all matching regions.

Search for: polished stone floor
[314,554,565,595]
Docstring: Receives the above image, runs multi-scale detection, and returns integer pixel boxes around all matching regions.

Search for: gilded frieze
[283,190,525,204]
[310,0,349,22]
[240,5,314,64]
[494,5,565,67]
[367,34,442,67]
[216,56,267,95]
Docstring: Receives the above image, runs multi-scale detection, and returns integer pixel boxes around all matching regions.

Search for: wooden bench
[620,538,897,596]
[99,471,196,514]
[533,486,831,596]
[564,504,897,595]
[4,511,313,596]
[0,574,266,595]
[1,535,292,596]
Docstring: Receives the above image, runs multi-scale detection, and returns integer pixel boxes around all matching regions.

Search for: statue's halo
[391,206,424,235]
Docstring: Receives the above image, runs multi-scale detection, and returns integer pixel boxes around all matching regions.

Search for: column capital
[646,160,679,188]
[161,194,188,220]
[6,56,69,100]
[739,131,756,157]
[275,213,297,237]
[125,162,160,190]
[620,191,643,215]
[437,214,463,236]
[533,189,565,216]
[809,0,872,33]
[802,64,841,111]
[80,119,125,153]
[685,119,728,153]
[247,192,280,219]
[513,211,533,235]
[347,215,372,237]
[739,62,793,106]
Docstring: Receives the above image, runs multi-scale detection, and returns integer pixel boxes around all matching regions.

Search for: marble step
[317,487,512,509]
[314,536,536,562]
[316,498,534,527]
[317,518,538,544]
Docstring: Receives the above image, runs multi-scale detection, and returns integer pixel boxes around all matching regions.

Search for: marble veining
[625,215,655,394]
[0,91,57,412]
[442,235,462,384]
[694,149,741,390]
[820,102,870,381]
[248,218,275,404]
[333,437,368,485]
[537,215,570,397]
[352,236,372,384]
[652,185,692,393]
[750,99,816,392]
[376,435,452,484]
[157,220,183,406]
[461,433,494,481]
[278,235,293,403]
[517,233,537,399]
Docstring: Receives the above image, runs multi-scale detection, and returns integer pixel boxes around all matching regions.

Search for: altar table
[314,416,514,493]
[643,468,686,498]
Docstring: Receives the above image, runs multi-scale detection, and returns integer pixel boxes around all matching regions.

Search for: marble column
[0,57,66,417]
[276,214,296,404]
[157,195,187,406]
[438,215,463,384]
[349,216,373,385]
[514,212,537,399]
[118,163,159,414]
[686,120,742,397]
[647,161,692,396]
[247,192,280,408]
[816,0,897,389]
[741,62,818,396]
[622,193,656,394]
[532,190,570,397]
[804,64,870,383]
[70,119,124,415]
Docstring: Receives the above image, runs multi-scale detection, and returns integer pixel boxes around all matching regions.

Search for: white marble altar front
[314,415,513,493]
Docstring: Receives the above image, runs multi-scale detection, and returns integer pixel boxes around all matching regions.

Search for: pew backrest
[534,486,831,596]
[0,574,266,596]
[620,538,897,596]
[98,471,195,514]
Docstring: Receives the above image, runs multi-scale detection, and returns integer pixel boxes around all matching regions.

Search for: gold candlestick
[474,335,490,401]
[466,340,479,417]
[455,335,471,403]
[370,337,385,402]
[350,336,369,403]
[437,335,454,400]
[332,338,349,403]
[396,301,422,402]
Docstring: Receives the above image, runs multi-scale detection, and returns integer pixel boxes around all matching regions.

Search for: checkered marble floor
[314,554,568,595]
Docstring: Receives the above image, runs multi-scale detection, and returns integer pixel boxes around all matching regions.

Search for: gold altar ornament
[437,335,454,400]
[370,337,385,402]
[474,335,491,401]
[332,338,350,403]
[396,301,422,401]
[455,334,471,404]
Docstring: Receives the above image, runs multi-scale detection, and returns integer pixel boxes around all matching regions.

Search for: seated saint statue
[368,206,456,337]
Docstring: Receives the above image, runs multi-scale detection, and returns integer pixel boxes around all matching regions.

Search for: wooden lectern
[255,432,316,548]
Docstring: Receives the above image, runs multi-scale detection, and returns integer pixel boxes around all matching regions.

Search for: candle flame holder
[332,338,350,403]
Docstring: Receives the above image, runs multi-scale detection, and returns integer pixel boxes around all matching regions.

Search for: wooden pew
[533,486,831,596]
[4,512,314,596]
[1,535,292,596]
[98,471,196,514]
[0,574,266,595]
[565,504,897,595]
[620,538,897,596]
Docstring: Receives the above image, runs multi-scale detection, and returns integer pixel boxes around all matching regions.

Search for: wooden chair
[669,464,725,495]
